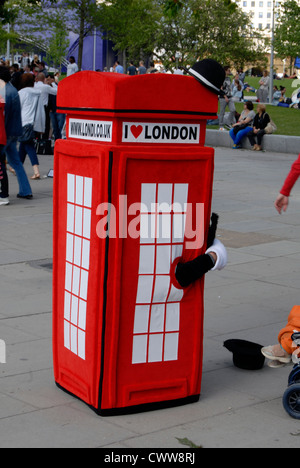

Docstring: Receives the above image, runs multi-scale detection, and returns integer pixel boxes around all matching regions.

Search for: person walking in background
[0,66,32,200]
[18,73,42,180]
[219,66,236,131]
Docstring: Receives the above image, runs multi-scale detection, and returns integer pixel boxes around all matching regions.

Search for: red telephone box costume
[52,61,227,415]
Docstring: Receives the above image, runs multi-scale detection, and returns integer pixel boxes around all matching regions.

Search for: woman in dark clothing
[247,103,270,151]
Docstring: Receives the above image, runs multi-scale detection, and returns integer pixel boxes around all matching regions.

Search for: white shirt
[67,62,79,77]
[18,87,41,126]
[34,81,58,106]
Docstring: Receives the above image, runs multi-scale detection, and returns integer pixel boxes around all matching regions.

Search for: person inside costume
[274,153,300,214]
[175,213,227,288]
[262,306,300,368]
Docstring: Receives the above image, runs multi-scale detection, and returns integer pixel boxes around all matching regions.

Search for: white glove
[206,239,228,271]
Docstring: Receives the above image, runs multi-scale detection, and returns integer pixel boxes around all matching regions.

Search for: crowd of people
[216,65,299,151]
[0,53,65,206]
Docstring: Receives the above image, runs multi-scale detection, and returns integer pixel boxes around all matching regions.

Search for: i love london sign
[68,118,201,145]
[122,122,200,144]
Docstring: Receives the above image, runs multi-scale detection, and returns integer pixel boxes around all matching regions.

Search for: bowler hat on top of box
[184,59,225,95]
[224,339,265,370]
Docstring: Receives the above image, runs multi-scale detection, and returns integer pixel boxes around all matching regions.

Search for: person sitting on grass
[229,101,255,149]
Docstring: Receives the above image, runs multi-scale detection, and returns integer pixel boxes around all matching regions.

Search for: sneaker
[0,197,9,206]
[219,127,226,131]
[232,145,242,149]
[261,344,292,364]
[224,124,232,130]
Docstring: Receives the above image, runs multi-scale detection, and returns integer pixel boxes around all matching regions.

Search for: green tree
[274,0,300,74]
[99,0,266,69]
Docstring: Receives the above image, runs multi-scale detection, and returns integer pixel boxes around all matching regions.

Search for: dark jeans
[248,129,266,146]
[19,140,39,166]
[50,112,66,140]
[0,146,8,198]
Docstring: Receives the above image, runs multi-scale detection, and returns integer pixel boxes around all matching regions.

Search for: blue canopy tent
[295,57,300,69]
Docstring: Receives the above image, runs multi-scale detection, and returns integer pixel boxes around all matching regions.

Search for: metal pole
[93,27,97,71]
[269,0,275,104]
[6,22,10,64]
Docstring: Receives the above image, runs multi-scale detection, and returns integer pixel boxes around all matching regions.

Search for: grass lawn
[213,77,300,137]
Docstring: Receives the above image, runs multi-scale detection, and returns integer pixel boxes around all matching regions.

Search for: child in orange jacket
[262,305,300,368]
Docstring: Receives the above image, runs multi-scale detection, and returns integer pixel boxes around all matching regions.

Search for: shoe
[232,144,237,149]
[224,124,232,130]
[233,145,242,149]
[31,165,40,180]
[267,359,287,369]
[261,344,292,364]
[256,145,262,151]
[30,174,40,180]
[17,194,33,200]
[252,144,258,151]
[0,197,9,206]
[219,127,226,131]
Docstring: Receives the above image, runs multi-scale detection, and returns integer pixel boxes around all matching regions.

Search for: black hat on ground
[184,59,226,95]
[224,339,265,370]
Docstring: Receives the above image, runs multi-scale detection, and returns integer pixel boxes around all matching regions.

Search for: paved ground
[1,147,300,448]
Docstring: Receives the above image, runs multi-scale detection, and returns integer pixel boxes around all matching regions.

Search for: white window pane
[79,269,89,300]
[67,174,75,203]
[141,184,156,213]
[167,284,184,302]
[78,329,86,360]
[73,236,82,267]
[134,305,150,334]
[70,324,77,355]
[83,208,91,239]
[152,275,170,303]
[173,184,188,211]
[173,214,186,243]
[65,262,73,292]
[150,304,165,333]
[81,239,90,270]
[64,291,71,321]
[72,265,80,296]
[64,320,70,349]
[84,177,93,208]
[136,275,154,304]
[75,176,84,205]
[156,245,171,274]
[164,333,179,361]
[66,233,74,263]
[71,295,79,325]
[157,214,171,243]
[74,206,83,236]
[132,334,148,364]
[78,300,87,330]
[157,184,172,212]
[67,203,75,234]
[140,214,156,243]
[148,334,164,362]
[139,245,155,274]
[166,302,180,332]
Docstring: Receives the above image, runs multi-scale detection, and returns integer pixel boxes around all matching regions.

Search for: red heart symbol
[130,125,143,139]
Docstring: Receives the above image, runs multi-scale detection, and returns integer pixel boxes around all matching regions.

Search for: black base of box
[55,382,200,417]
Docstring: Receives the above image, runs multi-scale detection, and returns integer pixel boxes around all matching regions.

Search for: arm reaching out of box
[175,214,228,288]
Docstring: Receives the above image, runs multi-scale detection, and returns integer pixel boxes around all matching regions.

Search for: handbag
[18,124,35,142]
[265,119,277,134]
